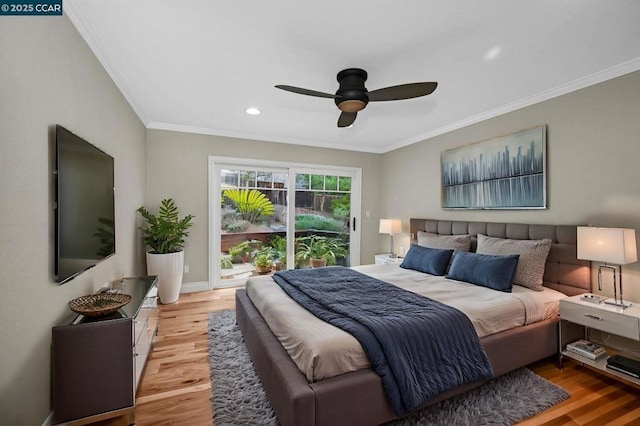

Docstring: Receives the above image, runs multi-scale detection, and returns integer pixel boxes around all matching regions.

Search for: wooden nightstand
[374,254,403,265]
[559,294,640,388]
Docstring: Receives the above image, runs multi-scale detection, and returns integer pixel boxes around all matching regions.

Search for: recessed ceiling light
[484,45,503,62]
[245,107,261,115]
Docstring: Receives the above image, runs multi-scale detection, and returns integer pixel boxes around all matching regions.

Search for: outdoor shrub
[221,206,239,220]
[295,214,344,232]
[331,195,350,221]
[223,189,275,223]
[224,219,250,233]
[228,240,263,263]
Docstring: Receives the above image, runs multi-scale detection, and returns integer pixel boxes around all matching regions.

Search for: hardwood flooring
[102,287,640,426]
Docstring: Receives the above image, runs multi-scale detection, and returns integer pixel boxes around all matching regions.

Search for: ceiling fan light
[338,100,366,113]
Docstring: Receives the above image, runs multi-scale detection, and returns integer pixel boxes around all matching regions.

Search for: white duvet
[245,263,566,382]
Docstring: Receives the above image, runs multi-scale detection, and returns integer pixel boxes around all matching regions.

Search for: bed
[235,219,591,426]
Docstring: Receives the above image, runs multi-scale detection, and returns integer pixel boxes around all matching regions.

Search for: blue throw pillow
[400,245,454,276]
[446,251,519,292]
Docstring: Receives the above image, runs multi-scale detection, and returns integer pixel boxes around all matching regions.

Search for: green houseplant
[295,236,346,268]
[253,251,274,274]
[268,234,287,270]
[138,198,194,304]
[137,198,194,254]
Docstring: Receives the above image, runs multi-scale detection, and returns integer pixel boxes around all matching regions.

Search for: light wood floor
[100,288,640,426]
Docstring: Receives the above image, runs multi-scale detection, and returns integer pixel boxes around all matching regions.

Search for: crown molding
[64,1,150,126]
[384,58,640,153]
[146,121,385,154]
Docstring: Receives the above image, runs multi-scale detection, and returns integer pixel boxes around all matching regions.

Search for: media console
[52,276,158,425]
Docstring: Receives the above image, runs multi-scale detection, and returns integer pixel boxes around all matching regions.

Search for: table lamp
[577,226,638,308]
[379,219,402,258]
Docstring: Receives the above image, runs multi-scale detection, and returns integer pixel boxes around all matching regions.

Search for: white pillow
[476,234,552,291]
[417,231,471,252]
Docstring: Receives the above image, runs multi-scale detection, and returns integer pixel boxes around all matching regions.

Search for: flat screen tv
[55,125,115,284]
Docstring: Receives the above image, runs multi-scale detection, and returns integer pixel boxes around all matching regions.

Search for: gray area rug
[208,310,569,426]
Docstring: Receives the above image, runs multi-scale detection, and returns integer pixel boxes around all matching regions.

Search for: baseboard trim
[181,281,209,293]
[42,411,53,426]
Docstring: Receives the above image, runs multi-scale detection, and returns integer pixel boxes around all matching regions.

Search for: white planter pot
[146,251,184,304]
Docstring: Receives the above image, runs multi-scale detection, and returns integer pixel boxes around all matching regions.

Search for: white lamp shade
[577,226,638,265]
[379,219,402,234]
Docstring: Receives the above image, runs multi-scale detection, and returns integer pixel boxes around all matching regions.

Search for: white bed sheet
[245,263,566,382]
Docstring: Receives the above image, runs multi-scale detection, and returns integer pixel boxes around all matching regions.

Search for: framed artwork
[441,125,546,209]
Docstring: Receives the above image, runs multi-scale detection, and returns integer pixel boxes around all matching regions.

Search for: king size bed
[235,219,591,425]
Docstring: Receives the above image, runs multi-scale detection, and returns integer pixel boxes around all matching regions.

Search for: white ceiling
[66,0,640,153]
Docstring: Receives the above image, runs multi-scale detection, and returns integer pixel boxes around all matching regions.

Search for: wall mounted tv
[55,125,115,284]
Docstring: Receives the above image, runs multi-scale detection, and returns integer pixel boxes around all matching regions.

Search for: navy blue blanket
[272,267,494,416]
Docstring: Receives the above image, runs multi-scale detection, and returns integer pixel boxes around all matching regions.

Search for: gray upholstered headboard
[409,219,591,296]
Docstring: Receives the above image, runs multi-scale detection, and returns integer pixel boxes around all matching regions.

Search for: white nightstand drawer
[560,300,640,340]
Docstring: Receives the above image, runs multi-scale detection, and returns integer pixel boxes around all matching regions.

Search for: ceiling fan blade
[275,85,337,99]
[338,112,357,128]
[367,82,438,102]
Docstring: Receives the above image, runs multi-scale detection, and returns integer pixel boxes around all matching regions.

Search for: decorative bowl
[68,293,132,317]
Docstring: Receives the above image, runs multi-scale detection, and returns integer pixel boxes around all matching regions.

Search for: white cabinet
[560,296,640,341]
[559,294,640,387]
[134,284,158,390]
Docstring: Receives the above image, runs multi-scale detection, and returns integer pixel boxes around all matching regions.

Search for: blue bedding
[272,266,494,416]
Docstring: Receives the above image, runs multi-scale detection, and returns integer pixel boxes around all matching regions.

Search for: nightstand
[374,254,403,265]
[559,294,640,388]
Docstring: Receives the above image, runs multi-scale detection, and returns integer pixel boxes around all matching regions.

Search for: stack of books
[606,355,640,379]
[566,339,607,360]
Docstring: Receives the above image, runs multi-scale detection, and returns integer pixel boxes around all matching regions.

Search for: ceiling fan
[275,68,437,128]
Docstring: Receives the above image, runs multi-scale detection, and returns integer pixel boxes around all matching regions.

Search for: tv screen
[55,125,115,284]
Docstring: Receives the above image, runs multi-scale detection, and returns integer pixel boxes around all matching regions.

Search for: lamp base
[604,299,632,309]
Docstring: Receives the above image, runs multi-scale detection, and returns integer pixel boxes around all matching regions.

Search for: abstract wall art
[441,125,546,209]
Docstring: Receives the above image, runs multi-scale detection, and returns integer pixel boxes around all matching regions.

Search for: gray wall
[0,17,146,425]
[380,71,640,301]
[145,129,383,282]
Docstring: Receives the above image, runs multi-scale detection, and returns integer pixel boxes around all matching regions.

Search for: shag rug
[208,310,569,426]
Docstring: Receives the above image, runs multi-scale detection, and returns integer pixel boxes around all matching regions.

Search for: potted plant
[253,252,274,274]
[252,246,277,274]
[220,256,233,270]
[295,236,346,268]
[268,234,287,270]
[138,198,194,304]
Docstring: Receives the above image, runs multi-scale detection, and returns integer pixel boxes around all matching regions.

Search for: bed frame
[235,219,591,426]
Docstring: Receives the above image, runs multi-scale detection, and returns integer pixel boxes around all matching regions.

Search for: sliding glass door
[217,165,289,287]
[209,157,361,288]
[293,171,353,269]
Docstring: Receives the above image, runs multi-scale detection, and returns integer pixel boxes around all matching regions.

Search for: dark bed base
[236,288,559,426]
[235,219,591,426]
